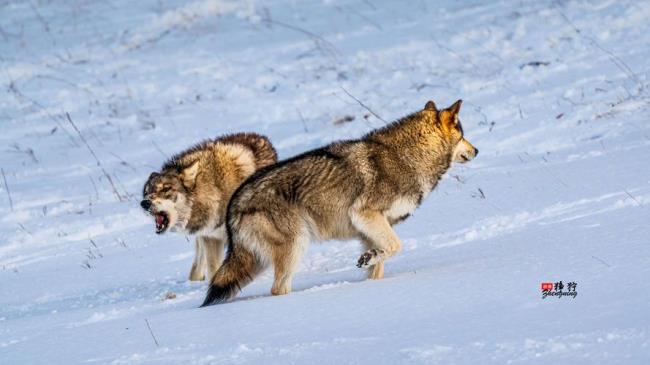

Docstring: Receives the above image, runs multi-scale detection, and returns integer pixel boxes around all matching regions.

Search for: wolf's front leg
[189,237,206,281]
[357,248,386,268]
[350,209,402,271]
[202,236,225,281]
[361,238,385,279]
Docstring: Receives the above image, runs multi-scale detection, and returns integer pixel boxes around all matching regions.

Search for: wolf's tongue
[156,214,165,226]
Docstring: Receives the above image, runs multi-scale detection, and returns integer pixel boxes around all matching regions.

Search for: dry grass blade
[65,113,125,202]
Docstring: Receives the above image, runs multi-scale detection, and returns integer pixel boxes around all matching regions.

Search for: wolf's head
[140,133,278,235]
[140,163,198,234]
[425,99,478,163]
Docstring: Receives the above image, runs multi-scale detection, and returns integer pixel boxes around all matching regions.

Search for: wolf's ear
[424,100,437,112]
[446,99,462,116]
[441,99,462,125]
[148,172,159,180]
[180,161,200,189]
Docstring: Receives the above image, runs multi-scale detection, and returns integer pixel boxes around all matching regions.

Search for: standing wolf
[141,133,277,281]
[201,100,478,306]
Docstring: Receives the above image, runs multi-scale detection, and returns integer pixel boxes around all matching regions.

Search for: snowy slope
[1,0,650,363]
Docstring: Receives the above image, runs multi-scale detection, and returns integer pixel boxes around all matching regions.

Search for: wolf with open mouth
[141,133,277,281]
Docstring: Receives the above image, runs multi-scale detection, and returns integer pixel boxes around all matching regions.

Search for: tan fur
[189,236,226,281]
[189,238,206,281]
[202,100,478,306]
[141,133,277,281]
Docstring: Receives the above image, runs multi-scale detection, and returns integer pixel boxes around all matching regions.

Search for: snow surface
[1,0,650,363]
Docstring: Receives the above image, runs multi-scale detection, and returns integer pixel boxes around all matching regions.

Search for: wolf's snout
[140,199,152,211]
[474,148,479,156]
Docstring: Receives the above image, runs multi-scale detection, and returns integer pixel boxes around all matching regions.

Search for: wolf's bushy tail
[200,245,260,307]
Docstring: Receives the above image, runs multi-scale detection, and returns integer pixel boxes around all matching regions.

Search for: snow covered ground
[1,0,650,363]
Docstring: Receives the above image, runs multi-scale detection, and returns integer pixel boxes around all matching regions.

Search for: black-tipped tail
[199,247,259,307]
[200,281,241,307]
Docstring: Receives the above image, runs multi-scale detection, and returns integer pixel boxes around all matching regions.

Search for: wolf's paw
[189,273,205,281]
[188,265,205,281]
[357,249,385,268]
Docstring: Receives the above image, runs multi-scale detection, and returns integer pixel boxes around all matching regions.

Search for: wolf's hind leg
[203,236,225,281]
[270,231,308,296]
[350,210,402,269]
[189,237,207,281]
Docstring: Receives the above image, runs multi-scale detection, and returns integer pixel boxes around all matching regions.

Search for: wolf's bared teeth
[154,213,168,233]
[155,214,165,226]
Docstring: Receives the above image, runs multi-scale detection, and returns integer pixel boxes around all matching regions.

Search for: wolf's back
[220,133,278,169]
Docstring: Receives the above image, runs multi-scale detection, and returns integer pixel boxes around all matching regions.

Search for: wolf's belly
[307,212,358,241]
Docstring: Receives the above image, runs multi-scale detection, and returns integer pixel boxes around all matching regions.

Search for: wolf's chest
[384,196,419,224]
[193,223,226,240]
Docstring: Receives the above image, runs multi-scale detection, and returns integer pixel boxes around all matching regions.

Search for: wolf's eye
[161,185,172,192]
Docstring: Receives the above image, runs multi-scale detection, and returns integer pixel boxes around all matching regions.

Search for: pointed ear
[424,100,437,112]
[440,99,462,126]
[180,161,199,189]
[446,99,462,116]
[148,172,159,181]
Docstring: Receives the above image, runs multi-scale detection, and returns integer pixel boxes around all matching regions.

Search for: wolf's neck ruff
[365,110,454,193]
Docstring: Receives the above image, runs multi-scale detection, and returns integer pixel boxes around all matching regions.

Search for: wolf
[140,133,277,281]
[202,99,478,306]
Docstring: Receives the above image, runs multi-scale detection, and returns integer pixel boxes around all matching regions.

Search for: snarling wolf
[202,100,478,306]
[141,133,277,281]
